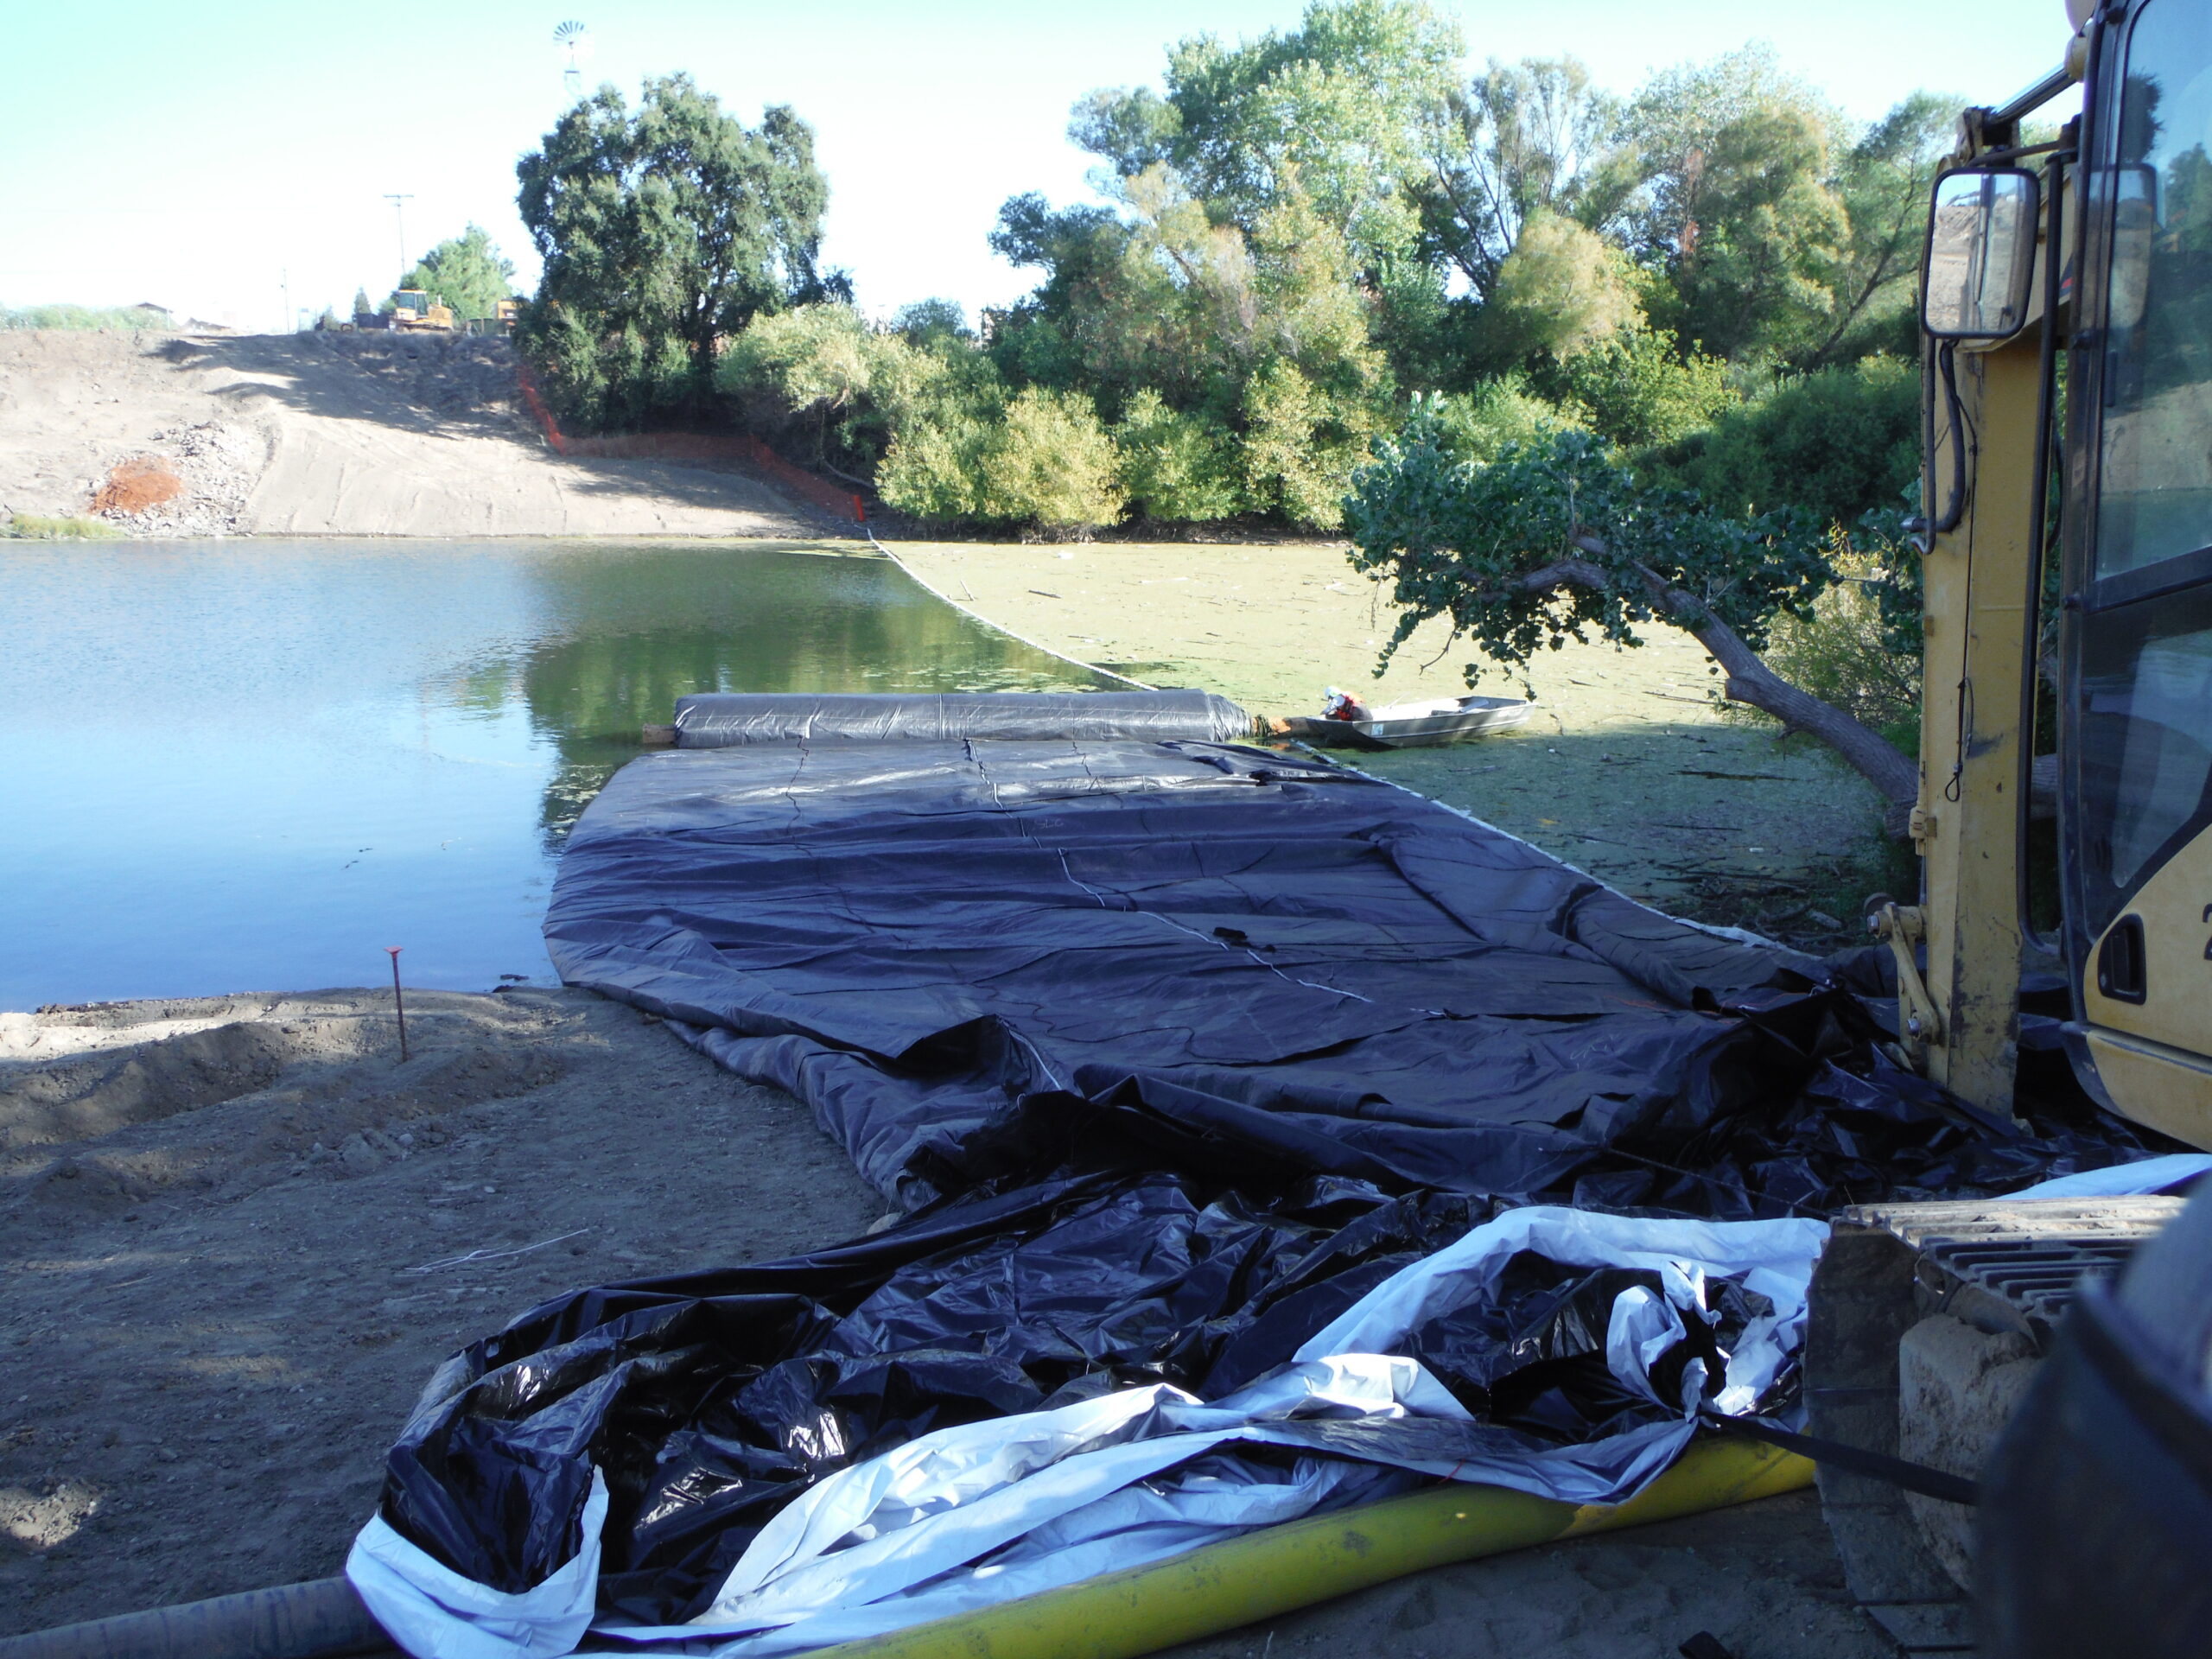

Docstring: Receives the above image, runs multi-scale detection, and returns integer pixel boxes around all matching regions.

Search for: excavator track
[1804,1196,2185,1654]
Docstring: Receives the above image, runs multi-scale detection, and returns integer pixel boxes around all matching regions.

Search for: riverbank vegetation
[514,2,1952,800]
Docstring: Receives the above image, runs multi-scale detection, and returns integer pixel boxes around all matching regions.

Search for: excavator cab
[2057,0,2212,1142]
[1804,4,2212,1652]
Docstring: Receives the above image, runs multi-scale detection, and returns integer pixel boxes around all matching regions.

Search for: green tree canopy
[401,226,516,320]
[515,74,836,429]
[1073,0,1461,268]
[1417,56,1633,302]
[1344,409,1918,816]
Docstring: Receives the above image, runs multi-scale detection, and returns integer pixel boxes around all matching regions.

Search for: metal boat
[1285,694,1535,749]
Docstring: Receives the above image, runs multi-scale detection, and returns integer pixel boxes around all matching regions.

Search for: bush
[2,304,171,332]
[716,303,873,414]
[976,388,1126,531]
[880,387,1124,532]
[2,513,122,539]
[876,413,996,521]
[1428,376,1580,464]
[1759,547,1922,734]
[1646,354,1919,527]
[1242,359,1376,531]
[1554,328,1734,449]
[1114,390,1243,521]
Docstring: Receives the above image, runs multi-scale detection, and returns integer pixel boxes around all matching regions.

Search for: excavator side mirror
[1923,167,2041,340]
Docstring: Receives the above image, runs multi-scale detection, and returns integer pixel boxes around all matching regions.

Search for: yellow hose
[804,1439,1814,1659]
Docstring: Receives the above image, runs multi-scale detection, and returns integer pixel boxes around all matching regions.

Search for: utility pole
[385,194,415,283]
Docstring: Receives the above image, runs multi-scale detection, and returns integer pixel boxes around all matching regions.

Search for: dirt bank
[0,329,816,538]
[0,988,882,1633]
[891,538,1895,944]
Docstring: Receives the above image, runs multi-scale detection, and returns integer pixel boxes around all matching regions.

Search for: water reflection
[0,539,1097,1005]
[505,546,1083,843]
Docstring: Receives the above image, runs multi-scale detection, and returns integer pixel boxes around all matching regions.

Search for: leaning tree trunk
[1543,542,1923,838]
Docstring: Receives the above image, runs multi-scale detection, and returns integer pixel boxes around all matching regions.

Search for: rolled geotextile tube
[803,1439,1815,1659]
[0,1575,391,1659]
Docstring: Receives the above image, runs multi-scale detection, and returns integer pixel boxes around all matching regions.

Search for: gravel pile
[97,418,264,537]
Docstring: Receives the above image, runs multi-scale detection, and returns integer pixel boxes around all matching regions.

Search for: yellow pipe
[804,1439,1814,1659]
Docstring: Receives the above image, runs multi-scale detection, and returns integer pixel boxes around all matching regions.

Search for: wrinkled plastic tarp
[673,691,1251,748]
[348,1193,1826,1659]
[355,731,2170,1658]
[545,739,2139,1214]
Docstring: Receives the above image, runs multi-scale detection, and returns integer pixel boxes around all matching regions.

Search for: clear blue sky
[2,0,2081,331]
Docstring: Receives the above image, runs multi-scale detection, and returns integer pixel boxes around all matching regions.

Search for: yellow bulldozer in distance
[1802,0,2212,1651]
[388,289,455,332]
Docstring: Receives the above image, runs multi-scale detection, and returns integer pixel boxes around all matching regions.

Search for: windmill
[554,20,594,103]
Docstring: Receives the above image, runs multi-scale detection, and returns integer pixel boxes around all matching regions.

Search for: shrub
[1647,354,1919,527]
[2,513,122,538]
[976,388,1126,531]
[1428,376,1580,464]
[716,303,873,415]
[1554,328,1734,449]
[1114,390,1243,521]
[1242,359,1376,531]
[1,303,171,332]
[1758,546,1922,738]
[879,386,1124,532]
[876,413,995,521]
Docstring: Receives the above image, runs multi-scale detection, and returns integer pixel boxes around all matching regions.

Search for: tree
[1619,49,1853,362]
[1417,56,1631,302]
[515,74,835,429]
[892,298,971,346]
[1810,93,1960,363]
[1074,0,1462,269]
[1472,209,1640,366]
[401,226,516,320]
[1343,411,1917,824]
[351,288,373,321]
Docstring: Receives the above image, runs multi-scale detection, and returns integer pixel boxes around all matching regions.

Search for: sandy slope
[0,988,882,1632]
[0,329,815,538]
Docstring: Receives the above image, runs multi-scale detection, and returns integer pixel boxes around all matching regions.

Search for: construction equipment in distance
[1802,0,2212,1652]
[388,289,454,332]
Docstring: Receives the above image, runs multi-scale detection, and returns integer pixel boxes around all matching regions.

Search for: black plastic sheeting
[545,738,2158,1216]
[672,690,1251,747]
[385,1169,1762,1624]
[369,733,2170,1624]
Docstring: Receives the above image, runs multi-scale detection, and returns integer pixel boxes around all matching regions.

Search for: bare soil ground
[892,539,1900,947]
[0,329,817,538]
[0,988,883,1634]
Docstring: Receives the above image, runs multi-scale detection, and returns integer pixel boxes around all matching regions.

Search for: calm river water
[0,539,1099,1007]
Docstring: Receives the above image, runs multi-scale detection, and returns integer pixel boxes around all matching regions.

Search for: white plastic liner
[2000,1152,2212,1199]
[348,1209,1827,1659]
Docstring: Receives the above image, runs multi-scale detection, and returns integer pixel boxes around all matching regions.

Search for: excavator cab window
[2068,0,2212,946]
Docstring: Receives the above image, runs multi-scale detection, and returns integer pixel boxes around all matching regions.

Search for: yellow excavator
[1804,0,2212,1651]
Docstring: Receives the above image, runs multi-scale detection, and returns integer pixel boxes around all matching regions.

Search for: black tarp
[365,731,2169,1634]
[672,690,1251,747]
[544,738,2146,1214]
